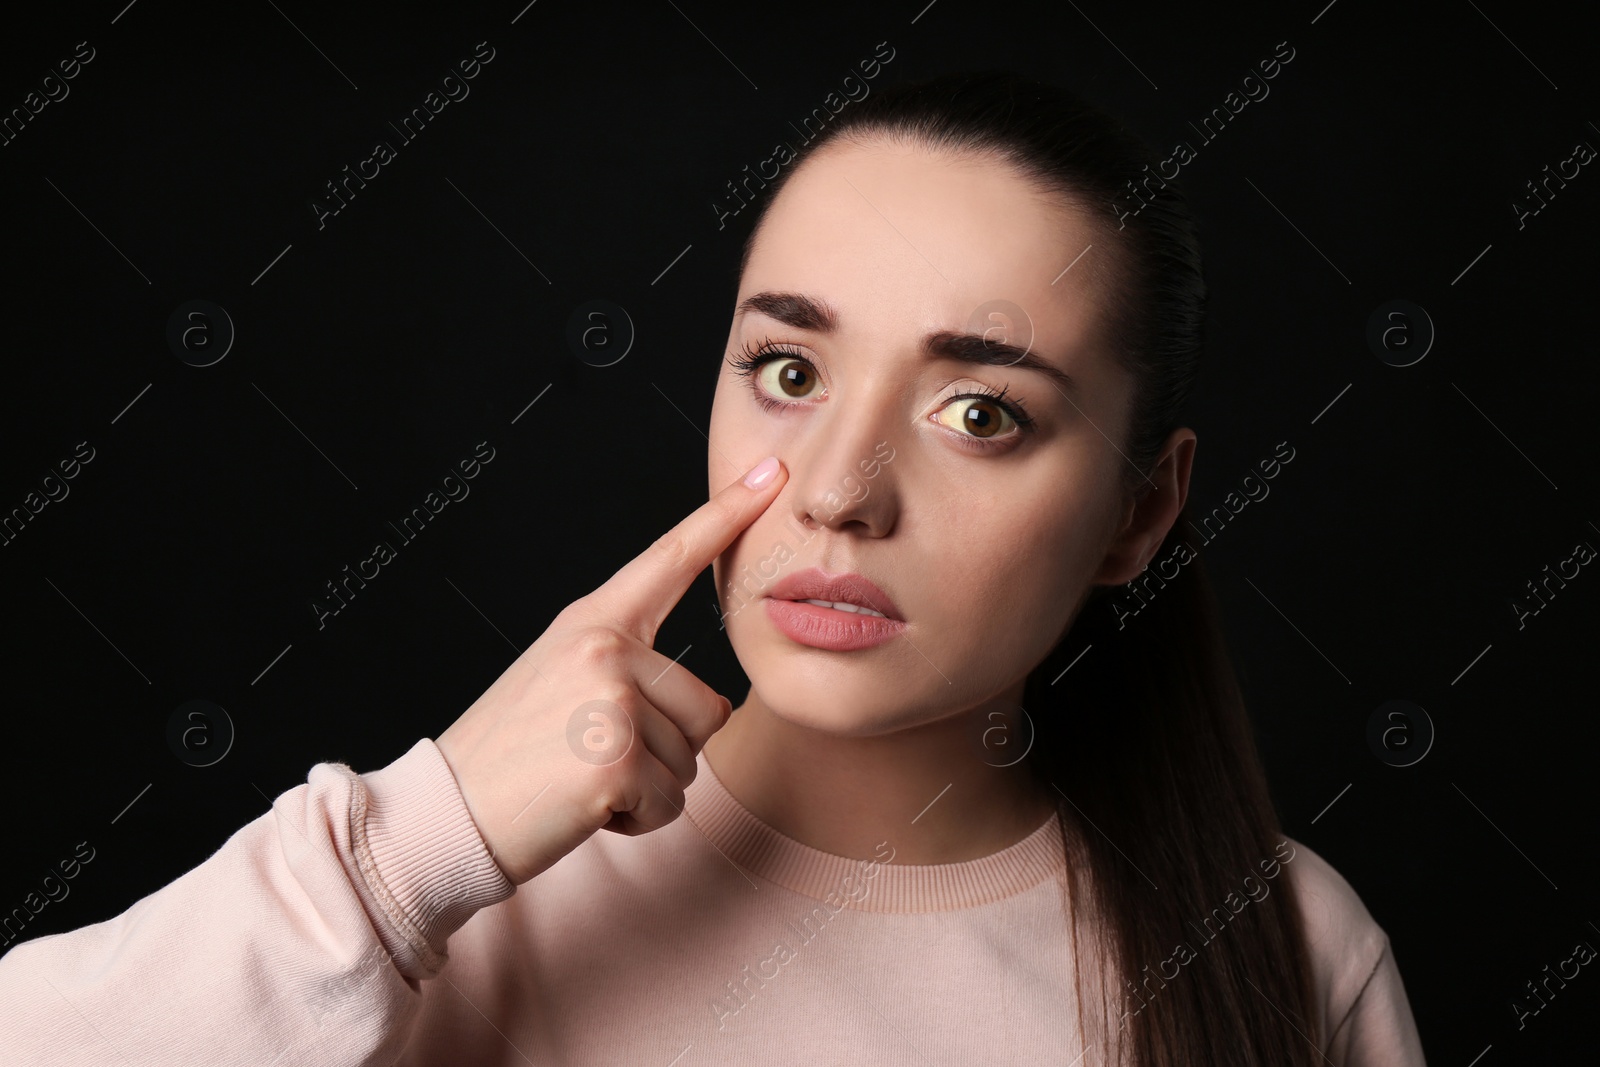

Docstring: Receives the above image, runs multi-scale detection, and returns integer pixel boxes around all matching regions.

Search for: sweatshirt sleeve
[1283,837,1427,1066]
[0,737,517,1066]
[1326,931,1428,1066]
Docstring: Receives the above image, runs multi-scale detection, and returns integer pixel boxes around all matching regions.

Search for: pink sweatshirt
[0,738,1426,1064]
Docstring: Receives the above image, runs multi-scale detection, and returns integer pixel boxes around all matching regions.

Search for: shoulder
[1279,836,1388,971]
[1278,839,1389,1034]
[1279,837,1426,1063]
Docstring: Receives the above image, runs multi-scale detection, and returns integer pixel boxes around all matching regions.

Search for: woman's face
[708,136,1138,736]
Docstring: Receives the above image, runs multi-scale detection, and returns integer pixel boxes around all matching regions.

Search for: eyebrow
[734,290,1079,396]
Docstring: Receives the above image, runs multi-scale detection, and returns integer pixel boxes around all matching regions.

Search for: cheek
[708,378,781,484]
[928,489,1097,633]
[707,380,736,486]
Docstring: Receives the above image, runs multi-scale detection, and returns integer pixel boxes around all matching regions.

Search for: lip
[763,598,906,651]
[761,567,907,652]
[766,567,903,621]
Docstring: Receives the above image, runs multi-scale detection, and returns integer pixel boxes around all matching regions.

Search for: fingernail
[743,456,779,490]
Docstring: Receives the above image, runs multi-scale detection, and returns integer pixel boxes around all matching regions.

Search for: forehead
[741,138,1112,357]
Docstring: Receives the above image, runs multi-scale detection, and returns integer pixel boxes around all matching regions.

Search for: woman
[0,70,1426,1065]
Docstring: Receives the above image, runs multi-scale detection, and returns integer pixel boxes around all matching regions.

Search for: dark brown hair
[732,68,1321,1066]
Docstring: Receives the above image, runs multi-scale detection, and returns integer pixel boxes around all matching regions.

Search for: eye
[727,340,1039,450]
[930,382,1037,450]
[754,354,824,401]
[933,394,1020,440]
[728,341,826,406]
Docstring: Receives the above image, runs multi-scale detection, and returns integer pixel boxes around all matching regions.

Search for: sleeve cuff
[345,737,517,977]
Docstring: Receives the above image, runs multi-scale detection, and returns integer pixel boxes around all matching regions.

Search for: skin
[700,136,1197,866]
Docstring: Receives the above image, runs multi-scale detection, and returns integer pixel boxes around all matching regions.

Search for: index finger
[588,455,786,646]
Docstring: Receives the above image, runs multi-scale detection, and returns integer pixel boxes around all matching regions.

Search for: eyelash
[727,339,1038,449]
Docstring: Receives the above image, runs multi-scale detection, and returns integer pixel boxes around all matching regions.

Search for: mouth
[788,598,889,619]
[764,567,903,622]
[762,597,905,651]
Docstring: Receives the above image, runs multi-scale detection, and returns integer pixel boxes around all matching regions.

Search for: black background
[1,1,1595,1062]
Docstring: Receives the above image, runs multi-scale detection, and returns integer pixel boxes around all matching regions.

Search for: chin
[761,696,913,738]
[740,659,929,737]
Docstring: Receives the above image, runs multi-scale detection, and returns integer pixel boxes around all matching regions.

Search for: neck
[700,682,1057,865]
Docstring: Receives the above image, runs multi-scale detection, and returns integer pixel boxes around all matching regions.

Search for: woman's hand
[436,456,786,886]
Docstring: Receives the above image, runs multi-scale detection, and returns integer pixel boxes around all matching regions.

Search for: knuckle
[702,497,740,537]
[593,690,641,739]
[649,529,694,574]
[701,692,731,732]
[596,682,637,712]
[570,626,628,667]
[593,758,644,812]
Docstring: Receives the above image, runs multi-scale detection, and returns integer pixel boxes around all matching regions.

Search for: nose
[784,387,901,536]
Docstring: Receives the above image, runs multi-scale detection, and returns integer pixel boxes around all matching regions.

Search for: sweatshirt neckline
[685,750,1069,913]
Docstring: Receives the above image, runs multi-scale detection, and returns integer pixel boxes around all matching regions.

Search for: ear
[1092,428,1197,587]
